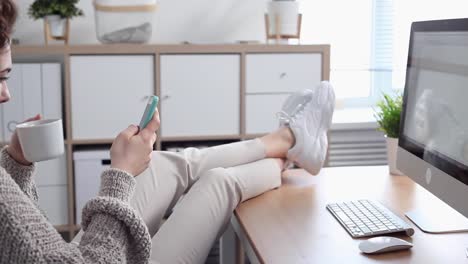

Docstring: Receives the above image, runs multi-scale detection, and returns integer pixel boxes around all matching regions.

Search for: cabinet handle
[101,159,111,165]
[279,72,287,79]
[7,121,18,133]
[161,95,171,101]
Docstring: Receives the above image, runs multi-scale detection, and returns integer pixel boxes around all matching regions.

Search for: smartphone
[139,95,159,130]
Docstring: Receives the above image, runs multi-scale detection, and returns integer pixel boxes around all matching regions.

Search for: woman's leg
[72,128,293,243]
[148,82,335,262]
[73,150,201,242]
[150,158,284,264]
[74,137,272,242]
[133,78,329,238]
[178,127,293,182]
[129,128,294,237]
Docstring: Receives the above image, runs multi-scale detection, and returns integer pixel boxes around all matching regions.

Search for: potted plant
[374,92,403,175]
[28,0,83,41]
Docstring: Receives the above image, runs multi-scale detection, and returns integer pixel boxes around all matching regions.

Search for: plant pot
[386,136,403,175]
[45,15,67,37]
[266,1,299,36]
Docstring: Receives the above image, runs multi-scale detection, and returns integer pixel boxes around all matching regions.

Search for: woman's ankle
[260,127,295,158]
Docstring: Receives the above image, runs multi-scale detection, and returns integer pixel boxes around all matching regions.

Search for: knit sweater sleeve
[78,168,152,263]
[0,167,151,263]
[0,146,38,202]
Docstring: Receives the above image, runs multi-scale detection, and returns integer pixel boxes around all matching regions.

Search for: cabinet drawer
[160,54,240,137]
[37,185,68,225]
[246,94,290,134]
[246,54,322,94]
[70,55,154,140]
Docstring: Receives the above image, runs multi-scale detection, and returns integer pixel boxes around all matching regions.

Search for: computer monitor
[397,18,468,233]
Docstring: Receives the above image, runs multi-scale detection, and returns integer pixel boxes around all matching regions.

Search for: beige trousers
[74,139,282,264]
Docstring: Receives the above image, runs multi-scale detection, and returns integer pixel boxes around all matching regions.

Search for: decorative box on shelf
[93,0,158,44]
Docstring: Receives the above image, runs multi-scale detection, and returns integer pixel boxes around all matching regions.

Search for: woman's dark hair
[0,0,17,48]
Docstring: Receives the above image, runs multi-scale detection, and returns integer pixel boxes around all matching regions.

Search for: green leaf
[28,0,84,20]
[373,91,403,138]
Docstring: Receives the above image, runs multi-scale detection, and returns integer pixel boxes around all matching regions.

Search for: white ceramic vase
[45,15,66,37]
[386,136,403,175]
[267,0,299,36]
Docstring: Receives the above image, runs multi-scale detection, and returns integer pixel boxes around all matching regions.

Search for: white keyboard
[326,200,415,238]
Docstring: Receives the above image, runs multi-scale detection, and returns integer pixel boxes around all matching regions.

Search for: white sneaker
[280,81,335,175]
[277,89,314,126]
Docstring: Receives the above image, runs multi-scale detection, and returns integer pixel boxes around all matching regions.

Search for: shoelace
[276,110,292,125]
[276,101,309,125]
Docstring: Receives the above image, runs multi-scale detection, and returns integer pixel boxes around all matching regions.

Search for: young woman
[0,1,158,262]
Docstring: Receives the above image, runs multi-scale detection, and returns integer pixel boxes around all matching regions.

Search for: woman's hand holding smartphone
[110,96,160,176]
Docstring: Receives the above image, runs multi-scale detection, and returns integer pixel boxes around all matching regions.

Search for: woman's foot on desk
[278,81,335,175]
[260,82,335,174]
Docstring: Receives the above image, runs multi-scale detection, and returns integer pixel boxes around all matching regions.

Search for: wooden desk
[232,166,468,264]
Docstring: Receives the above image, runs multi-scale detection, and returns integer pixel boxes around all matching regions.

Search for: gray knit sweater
[0,147,152,263]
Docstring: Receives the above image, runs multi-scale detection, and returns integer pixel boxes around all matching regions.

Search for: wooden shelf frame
[11,44,330,237]
[12,44,330,55]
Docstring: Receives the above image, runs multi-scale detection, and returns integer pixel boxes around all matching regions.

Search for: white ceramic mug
[16,119,65,162]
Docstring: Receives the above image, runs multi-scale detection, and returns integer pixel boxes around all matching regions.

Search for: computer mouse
[358,236,413,254]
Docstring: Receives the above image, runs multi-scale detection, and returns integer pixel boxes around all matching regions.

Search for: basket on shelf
[93,0,158,44]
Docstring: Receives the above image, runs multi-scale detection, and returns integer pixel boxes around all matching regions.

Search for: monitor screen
[400,21,468,185]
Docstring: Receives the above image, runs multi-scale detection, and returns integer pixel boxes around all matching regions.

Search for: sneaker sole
[307,82,335,173]
[314,81,335,134]
[309,81,335,151]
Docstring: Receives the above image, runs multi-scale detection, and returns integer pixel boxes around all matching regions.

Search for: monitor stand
[406,198,468,233]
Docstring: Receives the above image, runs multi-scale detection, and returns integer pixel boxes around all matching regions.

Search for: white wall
[14,0,270,45]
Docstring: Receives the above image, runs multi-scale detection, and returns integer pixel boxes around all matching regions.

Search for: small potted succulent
[374,92,403,175]
[28,0,83,41]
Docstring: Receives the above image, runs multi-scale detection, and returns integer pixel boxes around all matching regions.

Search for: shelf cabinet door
[245,53,323,134]
[70,55,154,140]
[246,94,290,135]
[3,64,26,141]
[246,53,322,94]
[42,64,63,120]
[2,63,62,142]
[3,64,31,142]
[160,55,240,138]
